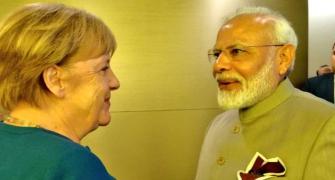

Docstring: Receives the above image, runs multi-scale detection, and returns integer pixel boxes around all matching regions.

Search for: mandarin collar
[239,78,295,123]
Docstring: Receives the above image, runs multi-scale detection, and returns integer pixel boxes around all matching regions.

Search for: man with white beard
[195,7,335,180]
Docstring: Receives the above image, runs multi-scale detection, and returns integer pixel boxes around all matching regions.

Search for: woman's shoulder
[36,129,114,179]
[0,124,115,180]
[34,129,101,163]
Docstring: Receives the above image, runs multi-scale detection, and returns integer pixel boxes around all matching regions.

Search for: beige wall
[0,0,307,179]
[308,0,335,77]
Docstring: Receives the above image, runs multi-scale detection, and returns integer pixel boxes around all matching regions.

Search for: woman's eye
[101,66,109,72]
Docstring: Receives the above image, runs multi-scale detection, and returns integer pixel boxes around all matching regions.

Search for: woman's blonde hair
[0,3,117,111]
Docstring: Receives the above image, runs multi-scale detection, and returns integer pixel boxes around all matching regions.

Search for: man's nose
[213,53,232,74]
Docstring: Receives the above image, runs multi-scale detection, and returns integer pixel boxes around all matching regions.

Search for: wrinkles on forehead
[217,14,277,47]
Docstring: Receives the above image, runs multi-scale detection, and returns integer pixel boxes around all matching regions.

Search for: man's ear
[42,65,65,98]
[277,44,296,75]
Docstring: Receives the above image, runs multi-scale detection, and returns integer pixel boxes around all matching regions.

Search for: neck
[8,103,82,143]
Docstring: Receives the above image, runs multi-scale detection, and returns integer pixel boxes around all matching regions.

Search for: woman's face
[64,53,120,133]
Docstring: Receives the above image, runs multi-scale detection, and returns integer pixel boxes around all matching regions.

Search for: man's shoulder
[294,88,334,106]
[306,73,333,83]
[288,88,335,119]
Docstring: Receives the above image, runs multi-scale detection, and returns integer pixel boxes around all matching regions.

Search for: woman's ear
[42,65,65,98]
[277,44,296,76]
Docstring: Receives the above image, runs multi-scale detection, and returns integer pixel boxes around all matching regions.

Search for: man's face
[212,15,282,110]
[331,45,335,72]
[317,65,332,76]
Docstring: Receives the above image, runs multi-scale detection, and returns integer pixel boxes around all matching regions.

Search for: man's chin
[217,93,255,111]
[217,90,273,111]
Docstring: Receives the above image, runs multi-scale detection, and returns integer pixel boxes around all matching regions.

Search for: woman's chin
[98,113,111,126]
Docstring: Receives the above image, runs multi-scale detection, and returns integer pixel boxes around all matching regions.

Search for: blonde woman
[0,3,119,179]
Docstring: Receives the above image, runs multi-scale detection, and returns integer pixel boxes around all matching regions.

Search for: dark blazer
[301,73,334,103]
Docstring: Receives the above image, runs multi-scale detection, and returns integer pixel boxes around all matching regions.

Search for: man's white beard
[217,59,278,110]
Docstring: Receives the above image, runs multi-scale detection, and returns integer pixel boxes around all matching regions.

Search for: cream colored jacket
[196,79,335,180]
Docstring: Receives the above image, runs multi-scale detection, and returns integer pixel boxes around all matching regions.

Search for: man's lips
[217,79,241,90]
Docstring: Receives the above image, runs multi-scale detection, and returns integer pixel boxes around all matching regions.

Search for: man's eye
[213,51,221,58]
[230,48,244,56]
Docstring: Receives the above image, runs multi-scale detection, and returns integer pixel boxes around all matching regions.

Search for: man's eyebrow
[214,44,240,50]
[226,44,245,49]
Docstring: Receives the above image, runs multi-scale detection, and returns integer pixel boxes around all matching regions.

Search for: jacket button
[233,125,240,134]
[217,156,225,165]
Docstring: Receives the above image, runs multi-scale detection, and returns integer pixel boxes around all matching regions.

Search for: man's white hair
[224,6,298,75]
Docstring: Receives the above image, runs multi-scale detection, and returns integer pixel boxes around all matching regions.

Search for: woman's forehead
[67,42,110,63]
[70,54,110,72]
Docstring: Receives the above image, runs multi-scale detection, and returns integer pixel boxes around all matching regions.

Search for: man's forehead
[223,14,276,28]
[216,14,276,46]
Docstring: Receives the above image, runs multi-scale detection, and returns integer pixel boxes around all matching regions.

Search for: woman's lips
[104,96,110,106]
